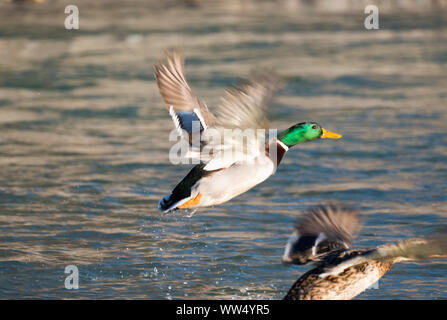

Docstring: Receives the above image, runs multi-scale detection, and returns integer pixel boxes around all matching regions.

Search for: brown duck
[282,204,447,300]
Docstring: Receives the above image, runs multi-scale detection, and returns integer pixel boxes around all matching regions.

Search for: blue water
[0,2,446,299]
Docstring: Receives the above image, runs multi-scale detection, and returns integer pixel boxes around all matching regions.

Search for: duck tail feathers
[158,194,177,212]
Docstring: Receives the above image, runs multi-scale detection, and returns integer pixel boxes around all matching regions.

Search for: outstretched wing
[198,72,282,170]
[282,204,361,264]
[319,236,447,278]
[154,50,282,171]
[374,237,447,262]
[216,72,282,130]
[154,49,217,141]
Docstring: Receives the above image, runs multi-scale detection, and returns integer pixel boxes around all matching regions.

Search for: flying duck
[154,50,342,213]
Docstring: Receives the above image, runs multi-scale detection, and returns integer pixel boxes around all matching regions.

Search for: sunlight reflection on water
[0,2,446,299]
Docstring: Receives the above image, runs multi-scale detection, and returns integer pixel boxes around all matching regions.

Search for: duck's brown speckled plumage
[284,249,394,300]
[282,204,447,300]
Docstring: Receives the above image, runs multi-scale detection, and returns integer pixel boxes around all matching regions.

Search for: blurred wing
[193,72,281,171]
[216,72,282,130]
[283,204,361,264]
[155,53,282,170]
[374,237,447,262]
[298,203,361,250]
[154,49,217,141]
[320,236,447,278]
[199,127,266,171]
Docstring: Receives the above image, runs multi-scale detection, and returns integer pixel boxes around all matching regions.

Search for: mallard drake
[154,50,342,213]
[282,204,447,300]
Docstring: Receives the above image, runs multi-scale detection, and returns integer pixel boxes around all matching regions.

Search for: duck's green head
[278,122,341,148]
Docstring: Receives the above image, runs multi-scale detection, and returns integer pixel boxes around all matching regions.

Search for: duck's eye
[312,125,318,130]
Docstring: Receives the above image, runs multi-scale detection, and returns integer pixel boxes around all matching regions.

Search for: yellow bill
[321,128,342,139]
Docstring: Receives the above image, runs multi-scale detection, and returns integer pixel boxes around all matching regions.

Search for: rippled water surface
[0,2,447,299]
